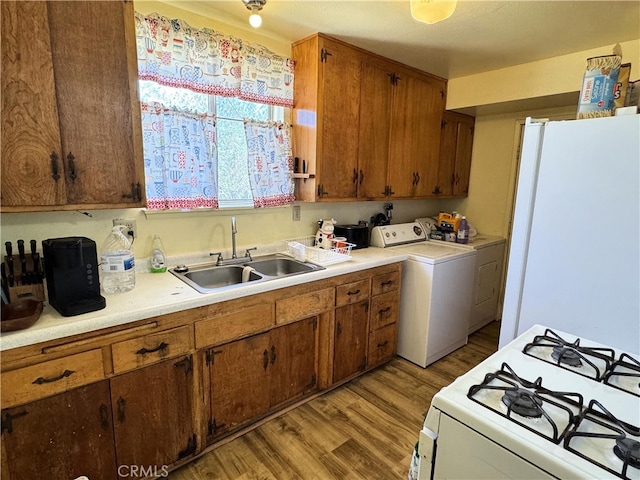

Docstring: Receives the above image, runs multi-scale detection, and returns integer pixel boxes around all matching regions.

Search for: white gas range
[416,325,640,479]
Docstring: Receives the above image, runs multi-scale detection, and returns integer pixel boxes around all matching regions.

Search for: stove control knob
[385,232,390,238]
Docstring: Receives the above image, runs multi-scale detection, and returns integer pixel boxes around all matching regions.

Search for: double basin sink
[170,254,325,294]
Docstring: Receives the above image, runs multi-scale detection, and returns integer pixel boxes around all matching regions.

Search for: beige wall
[2,2,638,261]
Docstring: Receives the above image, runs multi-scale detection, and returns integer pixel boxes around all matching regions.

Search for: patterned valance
[135,12,294,108]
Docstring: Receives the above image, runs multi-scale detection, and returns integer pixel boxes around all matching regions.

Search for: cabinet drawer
[276,288,334,325]
[370,291,399,331]
[111,326,191,374]
[195,302,275,348]
[335,279,370,307]
[368,323,397,367]
[371,270,400,296]
[1,349,104,409]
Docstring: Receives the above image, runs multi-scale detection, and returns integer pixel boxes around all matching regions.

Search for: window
[139,80,284,208]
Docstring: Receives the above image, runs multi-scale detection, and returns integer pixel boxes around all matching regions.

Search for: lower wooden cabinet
[205,317,318,440]
[1,380,117,480]
[0,263,402,478]
[110,356,196,476]
[333,300,369,383]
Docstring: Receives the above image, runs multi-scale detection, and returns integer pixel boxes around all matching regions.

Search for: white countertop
[0,248,407,352]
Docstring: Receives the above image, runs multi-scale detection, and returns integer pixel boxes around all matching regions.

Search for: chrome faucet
[210,216,257,266]
[231,216,238,259]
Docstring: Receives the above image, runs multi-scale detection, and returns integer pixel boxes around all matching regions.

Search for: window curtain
[141,102,218,210]
[135,12,294,108]
[244,120,295,208]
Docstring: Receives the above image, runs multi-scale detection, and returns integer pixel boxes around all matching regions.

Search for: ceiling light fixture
[243,0,267,28]
[410,0,457,24]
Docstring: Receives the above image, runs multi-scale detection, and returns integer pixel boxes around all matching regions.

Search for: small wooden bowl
[1,299,43,332]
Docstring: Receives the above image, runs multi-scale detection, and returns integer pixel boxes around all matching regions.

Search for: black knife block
[3,255,45,303]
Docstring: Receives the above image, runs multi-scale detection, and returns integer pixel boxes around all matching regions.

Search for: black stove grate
[467,362,583,444]
[564,399,640,480]
[604,353,640,398]
[522,328,615,381]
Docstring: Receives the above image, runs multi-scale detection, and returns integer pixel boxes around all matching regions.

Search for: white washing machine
[371,223,476,368]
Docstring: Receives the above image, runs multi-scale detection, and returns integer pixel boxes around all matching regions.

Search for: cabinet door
[110,356,196,475]
[1,1,144,210]
[206,334,270,438]
[388,70,445,198]
[269,317,318,407]
[452,116,474,196]
[1,380,116,480]
[317,39,361,200]
[438,111,475,197]
[1,1,66,207]
[358,60,393,199]
[47,1,143,207]
[333,300,369,383]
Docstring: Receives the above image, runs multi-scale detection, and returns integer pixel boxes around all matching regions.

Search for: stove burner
[551,346,583,367]
[614,437,640,468]
[502,388,544,418]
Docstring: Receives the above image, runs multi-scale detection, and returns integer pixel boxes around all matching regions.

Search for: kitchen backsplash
[0,199,463,261]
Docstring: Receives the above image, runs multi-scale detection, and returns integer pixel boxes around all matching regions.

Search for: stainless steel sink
[170,254,324,294]
[249,257,320,276]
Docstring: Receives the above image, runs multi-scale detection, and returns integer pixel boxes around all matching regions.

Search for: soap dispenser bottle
[150,234,167,273]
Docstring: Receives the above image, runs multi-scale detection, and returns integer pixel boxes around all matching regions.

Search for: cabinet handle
[136,341,168,355]
[378,306,391,315]
[412,172,416,186]
[380,280,393,287]
[122,182,142,202]
[336,321,342,336]
[415,172,420,184]
[173,356,193,374]
[432,186,441,195]
[450,173,455,186]
[50,152,60,181]
[1,410,28,435]
[388,186,395,196]
[177,434,197,460]
[32,369,74,385]
[359,169,364,185]
[117,396,126,422]
[377,340,389,348]
[270,345,277,365]
[67,153,76,181]
[263,349,269,370]
[455,174,460,185]
[317,184,328,197]
[99,403,110,430]
[352,168,358,184]
[347,289,361,296]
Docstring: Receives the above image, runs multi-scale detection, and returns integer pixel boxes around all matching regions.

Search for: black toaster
[333,224,369,249]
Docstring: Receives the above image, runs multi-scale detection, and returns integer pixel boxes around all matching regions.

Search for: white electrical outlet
[112,218,137,239]
[292,205,300,221]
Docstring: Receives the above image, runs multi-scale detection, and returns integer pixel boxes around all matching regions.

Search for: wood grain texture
[169,321,499,480]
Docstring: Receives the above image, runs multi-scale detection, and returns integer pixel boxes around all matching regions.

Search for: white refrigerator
[499,114,640,353]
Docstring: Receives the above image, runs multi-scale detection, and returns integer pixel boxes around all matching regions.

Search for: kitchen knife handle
[67,153,76,181]
[5,241,12,257]
[50,152,60,181]
[29,240,37,255]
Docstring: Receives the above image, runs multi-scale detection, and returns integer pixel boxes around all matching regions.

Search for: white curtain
[135,12,294,107]
[244,120,295,208]
[141,102,218,210]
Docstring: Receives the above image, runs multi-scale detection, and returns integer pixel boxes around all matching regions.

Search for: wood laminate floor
[170,321,500,480]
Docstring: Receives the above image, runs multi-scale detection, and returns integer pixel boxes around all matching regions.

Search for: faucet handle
[210,252,223,265]
[244,247,257,260]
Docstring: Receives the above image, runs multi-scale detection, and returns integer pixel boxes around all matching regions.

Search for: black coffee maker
[42,237,106,316]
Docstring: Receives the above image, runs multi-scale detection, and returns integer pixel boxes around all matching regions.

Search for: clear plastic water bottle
[457,216,470,244]
[101,226,135,293]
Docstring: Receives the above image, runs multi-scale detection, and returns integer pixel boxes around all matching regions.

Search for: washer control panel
[370,222,428,247]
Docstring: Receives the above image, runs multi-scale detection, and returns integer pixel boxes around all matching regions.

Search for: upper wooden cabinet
[1,1,145,212]
[292,33,446,202]
[435,111,475,197]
